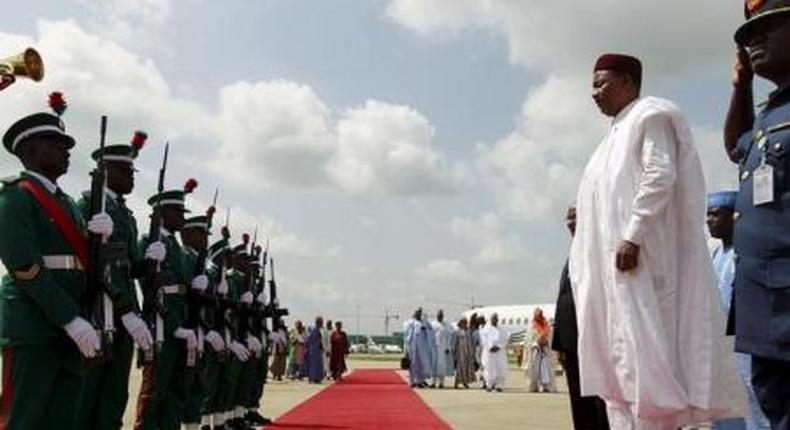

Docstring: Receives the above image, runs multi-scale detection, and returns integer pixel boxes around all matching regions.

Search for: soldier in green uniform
[215,241,252,430]
[180,215,227,430]
[0,111,115,429]
[200,237,231,430]
[236,251,271,427]
[134,188,202,430]
[75,137,165,430]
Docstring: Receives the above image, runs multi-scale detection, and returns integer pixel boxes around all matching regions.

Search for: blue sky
[0,0,752,333]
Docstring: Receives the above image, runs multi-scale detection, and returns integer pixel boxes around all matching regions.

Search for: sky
[0,0,755,334]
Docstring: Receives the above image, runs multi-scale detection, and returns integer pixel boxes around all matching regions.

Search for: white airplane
[461,304,555,345]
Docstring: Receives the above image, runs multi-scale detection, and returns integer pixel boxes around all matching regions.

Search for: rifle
[86,115,114,364]
[266,257,289,330]
[215,212,232,362]
[139,143,169,365]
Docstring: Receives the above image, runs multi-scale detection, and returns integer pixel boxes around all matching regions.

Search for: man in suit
[552,205,609,430]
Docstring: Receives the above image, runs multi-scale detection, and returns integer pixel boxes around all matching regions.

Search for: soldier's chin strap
[19,178,89,267]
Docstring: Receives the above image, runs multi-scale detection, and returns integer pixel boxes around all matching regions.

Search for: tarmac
[121,356,574,429]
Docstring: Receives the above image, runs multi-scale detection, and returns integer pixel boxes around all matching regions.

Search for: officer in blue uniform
[727,1,790,428]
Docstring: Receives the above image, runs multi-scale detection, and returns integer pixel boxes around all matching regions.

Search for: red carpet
[268,369,452,429]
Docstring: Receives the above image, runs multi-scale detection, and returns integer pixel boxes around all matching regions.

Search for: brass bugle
[0,48,44,82]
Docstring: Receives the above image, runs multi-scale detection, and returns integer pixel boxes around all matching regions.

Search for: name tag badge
[753,164,774,206]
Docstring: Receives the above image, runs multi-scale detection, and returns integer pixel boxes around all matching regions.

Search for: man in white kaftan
[570,53,747,429]
[431,310,455,388]
[404,308,435,387]
[479,313,508,392]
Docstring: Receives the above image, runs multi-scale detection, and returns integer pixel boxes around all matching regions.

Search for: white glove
[205,330,225,351]
[121,312,153,352]
[145,241,166,262]
[247,334,262,353]
[229,340,250,361]
[255,292,266,304]
[240,291,253,304]
[173,327,197,350]
[191,275,208,292]
[217,277,228,295]
[63,317,101,358]
[87,213,114,238]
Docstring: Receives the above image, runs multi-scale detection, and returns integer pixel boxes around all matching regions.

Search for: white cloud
[330,100,466,196]
[78,0,172,51]
[387,0,740,77]
[214,80,336,188]
[415,258,477,285]
[450,212,526,266]
[476,75,603,222]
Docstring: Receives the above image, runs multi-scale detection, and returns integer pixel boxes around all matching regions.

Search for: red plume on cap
[48,92,67,116]
[131,131,148,150]
[184,178,198,194]
[221,226,230,239]
[242,233,250,244]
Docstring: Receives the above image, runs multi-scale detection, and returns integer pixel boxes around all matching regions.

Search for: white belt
[42,255,84,271]
[161,284,186,295]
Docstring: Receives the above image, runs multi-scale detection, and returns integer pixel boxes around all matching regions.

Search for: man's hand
[217,277,228,295]
[205,330,225,351]
[121,312,153,352]
[87,213,114,239]
[190,274,208,292]
[732,45,753,88]
[173,327,197,350]
[616,240,640,272]
[229,340,250,362]
[144,241,166,262]
[63,317,101,358]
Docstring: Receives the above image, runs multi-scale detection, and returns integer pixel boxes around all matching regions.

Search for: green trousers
[0,344,83,430]
[134,338,186,430]
[202,351,226,415]
[217,357,243,413]
[246,353,269,409]
[75,333,134,430]
[182,348,223,424]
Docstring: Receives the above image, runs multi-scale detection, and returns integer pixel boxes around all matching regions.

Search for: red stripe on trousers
[0,348,14,430]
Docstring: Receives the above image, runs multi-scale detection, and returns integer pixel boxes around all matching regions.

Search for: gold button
[756,129,765,139]
[774,143,782,150]
[734,211,741,221]
[758,136,768,148]
[741,170,750,180]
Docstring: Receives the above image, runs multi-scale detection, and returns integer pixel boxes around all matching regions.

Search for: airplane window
[516,318,522,325]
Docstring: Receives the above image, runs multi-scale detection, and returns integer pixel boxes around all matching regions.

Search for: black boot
[245,410,272,425]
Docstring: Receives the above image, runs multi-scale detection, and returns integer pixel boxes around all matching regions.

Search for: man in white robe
[570,53,747,429]
[404,308,435,388]
[479,313,508,392]
[322,320,332,379]
[431,309,455,388]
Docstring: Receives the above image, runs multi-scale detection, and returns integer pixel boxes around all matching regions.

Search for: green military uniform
[200,242,231,427]
[215,245,248,426]
[134,190,191,430]
[0,113,87,429]
[180,215,216,429]
[76,143,145,430]
[240,258,269,422]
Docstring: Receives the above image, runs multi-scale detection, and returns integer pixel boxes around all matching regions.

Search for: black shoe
[245,411,268,426]
[496,387,503,392]
[201,425,212,430]
[213,425,227,430]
